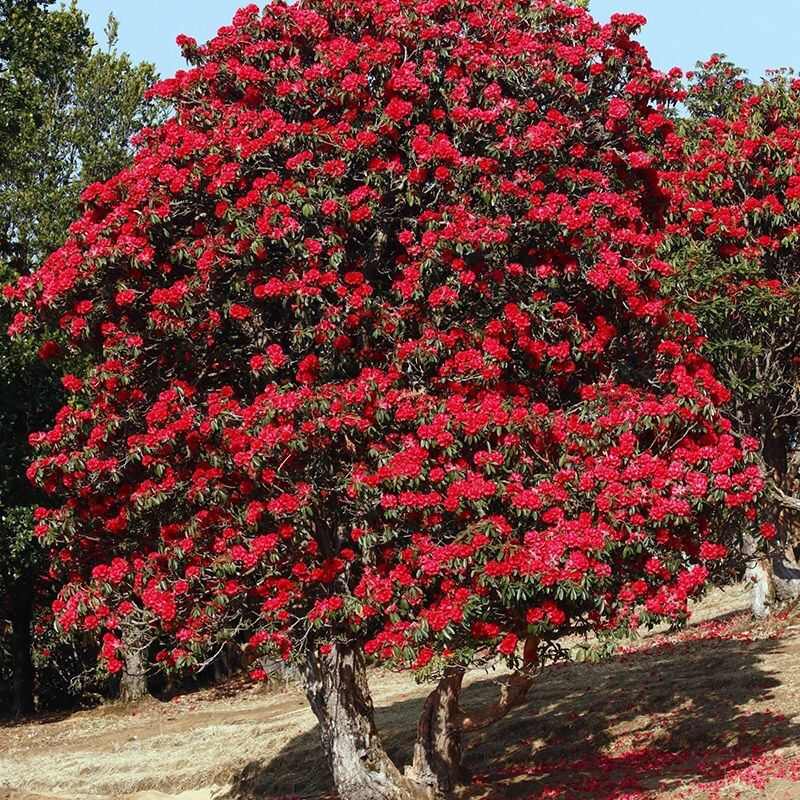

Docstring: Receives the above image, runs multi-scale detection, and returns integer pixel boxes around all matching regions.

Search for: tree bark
[119,627,149,703]
[744,532,775,618]
[757,425,800,613]
[737,429,800,616]
[765,490,800,607]
[763,430,789,484]
[10,570,34,716]
[774,487,800,514]
[773,548,800,602]
[302,642,431,800]
[406,668,466,795]
[407,638,540,796]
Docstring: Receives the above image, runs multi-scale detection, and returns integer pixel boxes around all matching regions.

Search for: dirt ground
[3,584,800,800]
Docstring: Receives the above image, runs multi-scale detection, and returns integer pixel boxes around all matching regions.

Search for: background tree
[0,0,162,714]
[663,56,800,615]
[9,1,766,796]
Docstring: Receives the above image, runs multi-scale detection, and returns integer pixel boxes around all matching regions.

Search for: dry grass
[3,584,800,800]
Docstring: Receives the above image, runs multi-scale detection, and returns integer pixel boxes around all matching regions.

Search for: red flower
[760,522,777,541]
[230,304,252,320]
[37,339,60,359]
[497,633,518,656]
[61,374,82,393]
[115,288,137,306]
[385,96,414,123]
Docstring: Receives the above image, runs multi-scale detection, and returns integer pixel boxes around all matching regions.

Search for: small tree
[9,1,764,794]
[0,0,162,713]
[663,57,800,615]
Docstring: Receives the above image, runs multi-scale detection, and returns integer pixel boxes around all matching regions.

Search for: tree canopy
[3,0,778,795]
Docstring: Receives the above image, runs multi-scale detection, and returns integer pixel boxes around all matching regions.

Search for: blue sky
[76,0,800,80]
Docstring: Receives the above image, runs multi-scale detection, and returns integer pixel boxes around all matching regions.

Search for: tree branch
[455,637,539,734]
[773,486,800,513]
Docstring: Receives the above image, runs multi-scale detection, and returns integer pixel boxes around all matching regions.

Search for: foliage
[0,0,162,269]
[6,0,767,692]
[662,57,800,485]
[0,0,162,706]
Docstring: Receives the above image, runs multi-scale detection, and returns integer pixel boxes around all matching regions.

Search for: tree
[8,1,765,794]
[0,0,161,713]
[663,56,800,616]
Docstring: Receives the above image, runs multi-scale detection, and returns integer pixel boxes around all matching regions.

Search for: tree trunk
[407,638,540,796]
[10,571,34,716]
[773,547,800,602]
[753,430,800,615]
[406,668,466,795]
[763,431,789,484]
[119,627,149,703]
[744,532,774,618]
[301,642,431,800]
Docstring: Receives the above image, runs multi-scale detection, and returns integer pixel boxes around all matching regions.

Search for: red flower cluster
[7,0,763,677]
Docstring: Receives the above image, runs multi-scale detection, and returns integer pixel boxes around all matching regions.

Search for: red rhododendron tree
[662,58,800,616]
[7,1,765,796]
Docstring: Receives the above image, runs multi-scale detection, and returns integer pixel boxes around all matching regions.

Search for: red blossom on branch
[8,0,764,685]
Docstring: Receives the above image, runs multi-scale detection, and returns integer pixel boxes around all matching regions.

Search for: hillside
[3,586,800,800]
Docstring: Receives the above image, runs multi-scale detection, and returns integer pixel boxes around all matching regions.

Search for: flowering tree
[0,0,161,713]
[663,57,800,615]
[8,1,764,795]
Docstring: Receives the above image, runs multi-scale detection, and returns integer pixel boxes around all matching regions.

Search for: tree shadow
[225,622,800,799]
[0,707,75,728]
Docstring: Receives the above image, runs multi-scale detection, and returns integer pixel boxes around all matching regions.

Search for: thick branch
[408,667,466,791]
[773,486,800,513]
[456,637,539,734]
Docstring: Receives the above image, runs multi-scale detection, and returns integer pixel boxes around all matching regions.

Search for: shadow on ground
[226,628,800,799]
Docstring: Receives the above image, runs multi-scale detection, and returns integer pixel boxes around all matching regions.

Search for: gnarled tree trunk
[773,547,800,602]
[744,532,775,618]
[119,626,149,703]
[406,668,466,795]
[771,485,800,604]
[751,430,800,616]
[408,637,540,797]
[302,642,431,800]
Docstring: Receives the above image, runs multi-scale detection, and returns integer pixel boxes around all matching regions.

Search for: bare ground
[3,584,800,800]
